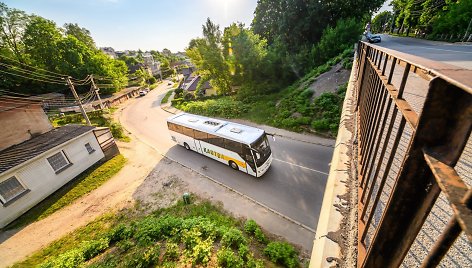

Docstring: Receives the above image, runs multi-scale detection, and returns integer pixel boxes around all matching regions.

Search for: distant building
[0,97,118,228]
[100,47,116,59]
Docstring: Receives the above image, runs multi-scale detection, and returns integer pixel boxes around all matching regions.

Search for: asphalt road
[376,34,472,69]
[120,83,334,230]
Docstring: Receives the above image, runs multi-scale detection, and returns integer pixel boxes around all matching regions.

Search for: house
[0,97,117,228]
[100,47,117,59]
[183,75,216,97]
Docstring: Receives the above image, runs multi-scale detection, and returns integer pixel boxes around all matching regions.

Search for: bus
[167,113,272,177]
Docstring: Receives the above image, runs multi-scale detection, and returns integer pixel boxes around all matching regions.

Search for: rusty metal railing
[355,41,471,267]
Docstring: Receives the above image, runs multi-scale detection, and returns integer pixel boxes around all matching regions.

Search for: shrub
[188,238,213,265]
[164,242,180,261]
[39,249,84,268]
[221,228,247,249]
[217,247,244,268]
[246,255,265,268]
[107,224,133,243]
[254,228,268,244]
[80,238,109,260]
[124,246,160,268]
[264,242,299,268]
[244,219,258,234]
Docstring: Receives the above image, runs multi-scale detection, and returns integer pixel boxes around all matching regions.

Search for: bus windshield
[251,134,271,167]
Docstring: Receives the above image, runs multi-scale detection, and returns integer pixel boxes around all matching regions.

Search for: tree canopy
[0,3,128,94]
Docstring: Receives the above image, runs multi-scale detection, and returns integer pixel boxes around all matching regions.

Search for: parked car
[139,90,147,96]
[366,32,381,43]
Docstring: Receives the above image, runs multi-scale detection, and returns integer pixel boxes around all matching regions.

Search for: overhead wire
[0,62,66,84]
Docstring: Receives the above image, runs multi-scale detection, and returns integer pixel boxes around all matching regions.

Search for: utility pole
[90,75,105,110]
[65,76,91,126]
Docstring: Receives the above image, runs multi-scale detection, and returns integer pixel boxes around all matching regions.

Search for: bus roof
[167,113,265,144]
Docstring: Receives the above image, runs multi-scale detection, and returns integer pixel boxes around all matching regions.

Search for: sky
[3,0,259,52]
[3,0,392,53]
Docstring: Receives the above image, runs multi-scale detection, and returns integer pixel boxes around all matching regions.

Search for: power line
[0,63,65,84]
[0,69,67,85]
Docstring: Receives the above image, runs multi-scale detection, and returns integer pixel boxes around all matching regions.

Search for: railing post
[361,77,472,267]
[357,43,370,108]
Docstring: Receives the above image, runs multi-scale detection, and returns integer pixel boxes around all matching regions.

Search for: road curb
[119,106,316,234]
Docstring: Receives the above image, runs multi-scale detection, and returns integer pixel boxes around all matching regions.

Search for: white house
[0,97,113,228]
[0,125,105,228]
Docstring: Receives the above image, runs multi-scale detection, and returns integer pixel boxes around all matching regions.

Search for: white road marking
[273,158,329,175]
[411,46,472,54]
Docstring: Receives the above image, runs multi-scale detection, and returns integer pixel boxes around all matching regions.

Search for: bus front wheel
[229,161,239,170]
[184,143,190,150]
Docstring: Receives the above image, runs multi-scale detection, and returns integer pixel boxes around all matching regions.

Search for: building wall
[0,132,105,228]
[0,101,52,151]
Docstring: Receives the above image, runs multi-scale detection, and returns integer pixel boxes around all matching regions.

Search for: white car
[139,90,147,96]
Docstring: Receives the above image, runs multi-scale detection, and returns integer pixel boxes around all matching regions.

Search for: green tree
[187,18,231,95]
[0,3,29,61]
[63,23,95,49]
[372,11,392,33]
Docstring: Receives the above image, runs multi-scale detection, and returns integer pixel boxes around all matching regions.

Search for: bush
[81,238,109,260]
[244,219,258,234]
[124,246,160,268]
[254,228,268,244]
[221,228,247,249]
[107,224,133,243]
[312,18,362,66]
[188,238,213,265]
[217,247,244,268]
[264,242,299,268]
[164,242,180,261]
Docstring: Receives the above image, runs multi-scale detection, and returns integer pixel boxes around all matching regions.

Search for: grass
[173,49,353,137]
[161,89,173,104]
[51,110,131,142]
[5,155,127,230]
[13,199,304,268]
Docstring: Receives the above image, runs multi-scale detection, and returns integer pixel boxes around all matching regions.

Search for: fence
[355,41,471,267]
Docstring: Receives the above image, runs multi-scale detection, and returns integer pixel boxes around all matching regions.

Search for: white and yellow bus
[167,113,272,177]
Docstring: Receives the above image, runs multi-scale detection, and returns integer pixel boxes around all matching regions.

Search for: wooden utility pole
[65,76,91,126]
[90,75,105,110]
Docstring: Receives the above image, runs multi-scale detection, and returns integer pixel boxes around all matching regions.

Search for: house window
[47,151,71,174]
[85,143,95,154]
[0,176,27,204]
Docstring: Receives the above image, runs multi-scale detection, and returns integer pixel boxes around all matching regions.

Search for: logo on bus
[203,148,223,159]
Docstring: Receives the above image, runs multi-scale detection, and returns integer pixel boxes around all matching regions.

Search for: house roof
[0,124,95,174]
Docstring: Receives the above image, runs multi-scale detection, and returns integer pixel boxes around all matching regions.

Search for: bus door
[243,145,257,176]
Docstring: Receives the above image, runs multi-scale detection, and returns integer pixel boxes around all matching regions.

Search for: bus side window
[225,139,242,154]
[194,130,208,140]
[172,124,181,134]
[207,134,224,147]
[183,127,194,138]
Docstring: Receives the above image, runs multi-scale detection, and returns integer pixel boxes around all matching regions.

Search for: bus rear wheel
[184,143,190,150]
[229,161,239,170]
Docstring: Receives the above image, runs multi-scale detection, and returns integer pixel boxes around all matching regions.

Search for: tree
[186,18,232,95]
[0,3,29,61]
[23,16,62,70]
[63,23,95,49]
[372,11,392,33]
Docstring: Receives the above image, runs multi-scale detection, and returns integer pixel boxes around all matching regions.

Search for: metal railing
[355,41,471,267]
